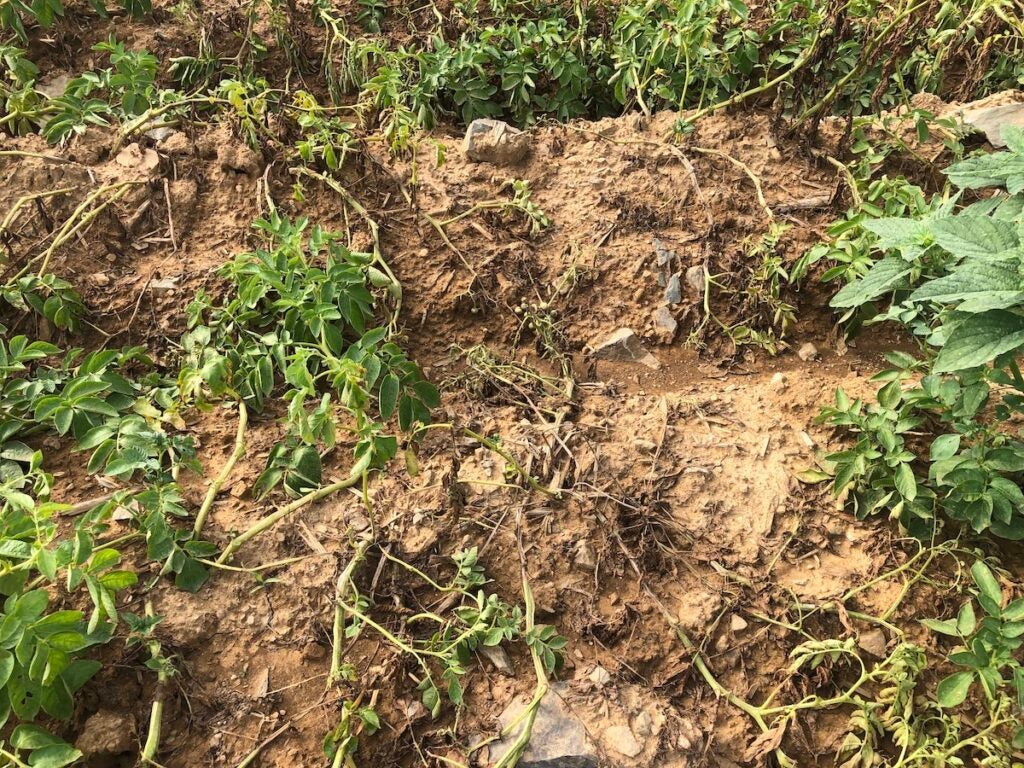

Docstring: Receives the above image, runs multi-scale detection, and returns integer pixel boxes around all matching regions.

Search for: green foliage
[1,274,85,332]
[292,90,357,173]
[0,0,149,41]
[813,130,1024,540]
[180,213,437,498]
[324,0,1023,150]
[921,560,1024,751]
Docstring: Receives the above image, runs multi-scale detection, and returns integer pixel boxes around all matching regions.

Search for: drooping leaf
[830,257,912,309]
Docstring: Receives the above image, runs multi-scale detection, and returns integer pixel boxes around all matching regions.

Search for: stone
[588,664,611,686]
[769,372,788,391]
[653,306,678,342]
[605,724,644,758]
[730,614,748,632]
[653,237,674,267]
[481,645,514,675]
[114,143,160,172]
[633,711,654,739]
[664,272,683,304]
[685,265,706,295]
[796,342,819,361]
[574,541,597,571]
[36,73,73,98]
[150,277,179,295]
[490,686,598,768]
[957,102,1024,147]
[76,710,135,757]
[858,628,888,659]
[463,119,531,165]
[588,328,661,370]
[145,126,176,142]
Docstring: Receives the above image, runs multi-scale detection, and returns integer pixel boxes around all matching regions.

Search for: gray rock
[633,711,653,739]
[664,273,683,304]
[481,645,514,675]
[588,328,661,370]
[685,265,705,296]
[857,628,888,659]
[463,119,531,165]
[491,686,598,768]
[653,306,678,341]
[958,102,1024,147]
[605,724,644,758]
[796,342,819,362]
[653,237,675,268]
[573,541,597,571]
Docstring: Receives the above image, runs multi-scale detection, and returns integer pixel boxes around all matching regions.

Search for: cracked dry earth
[1,104,940,767]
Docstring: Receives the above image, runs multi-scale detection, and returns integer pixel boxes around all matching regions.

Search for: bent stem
[193,400,248,537]
[489,512,549,768]
[329,536,373,686]
[216,452,372,564]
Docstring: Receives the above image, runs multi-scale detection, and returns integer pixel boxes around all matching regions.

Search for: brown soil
[0,17,1002,767]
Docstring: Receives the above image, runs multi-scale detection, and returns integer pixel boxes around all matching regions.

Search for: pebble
[481,645,514,675]
[633,711,654,738]
[588,664,611,686]
[574,541,597,571]
[797,342,819,361]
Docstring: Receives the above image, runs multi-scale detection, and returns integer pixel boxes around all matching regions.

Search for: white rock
[605,724,644,758]
[588,664,611,686]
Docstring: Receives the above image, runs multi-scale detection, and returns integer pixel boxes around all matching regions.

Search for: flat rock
[491,685,598,768]
[481,645,514,675]
[463,119,531,165]
[857,628,888,659]
[605,724,643,758]
[958,102,1024,147]
[588,328,660,369]
[114,143,160,172]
